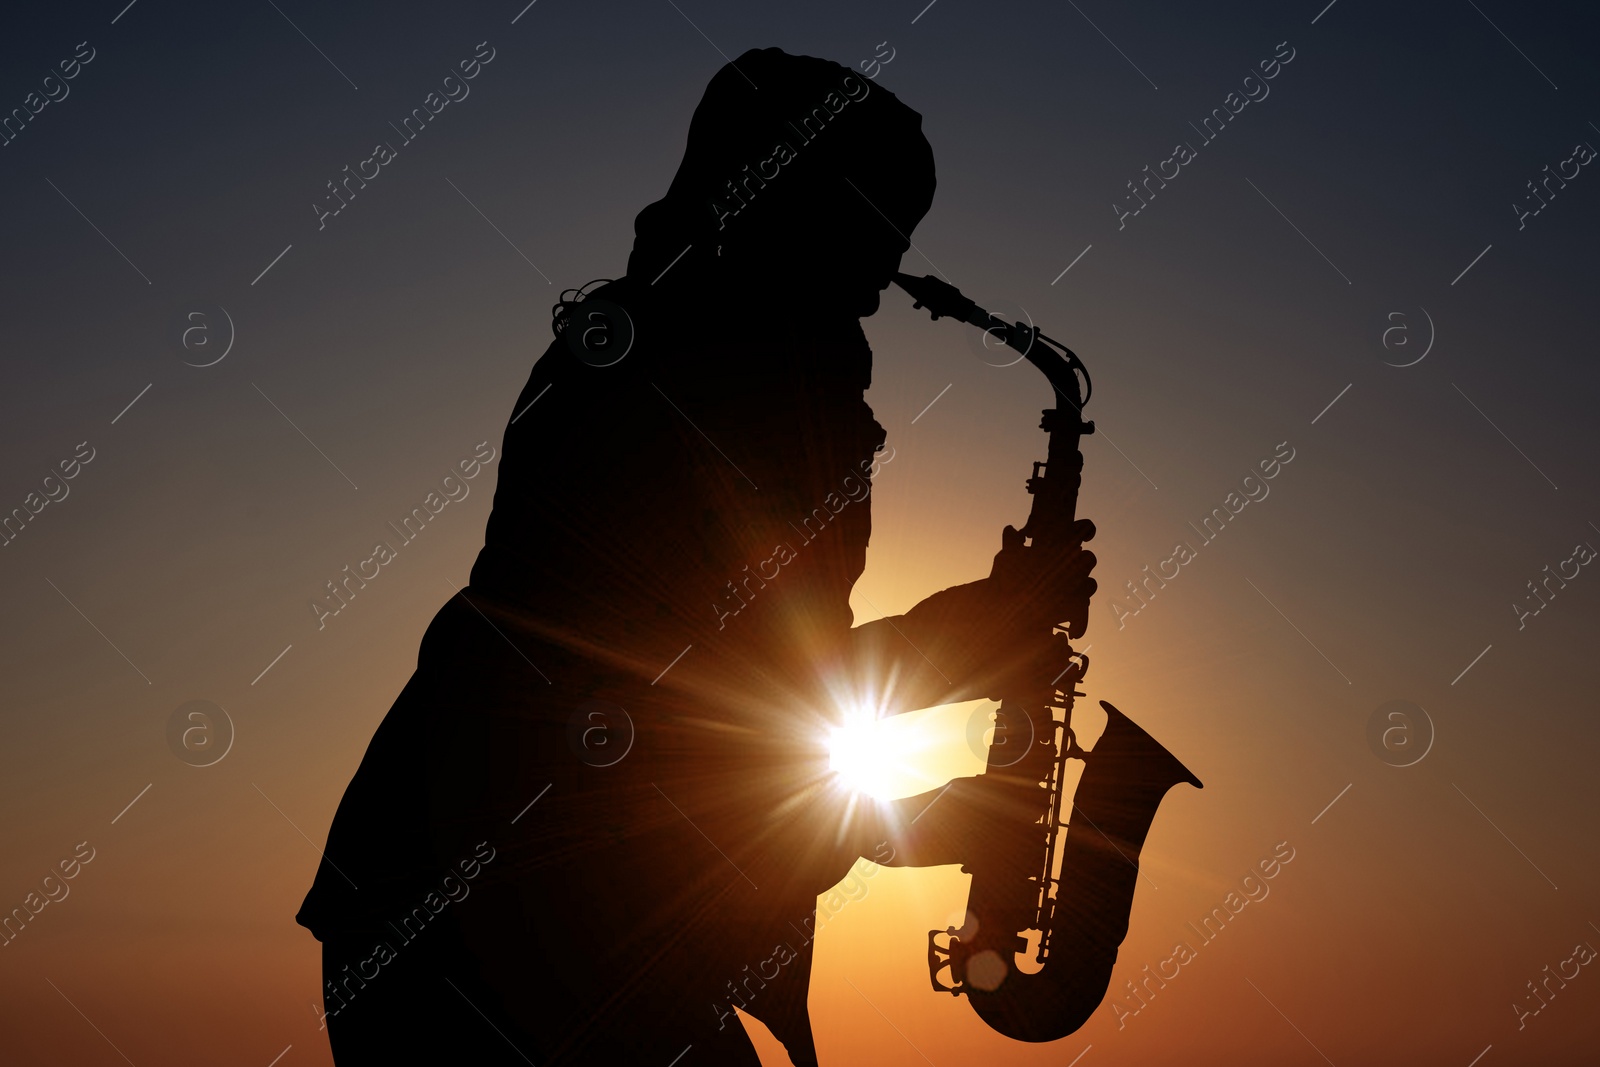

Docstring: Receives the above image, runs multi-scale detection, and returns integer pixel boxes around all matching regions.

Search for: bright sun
[827,715,895,799]
[826,698,1001,800]
[826,701,955,800]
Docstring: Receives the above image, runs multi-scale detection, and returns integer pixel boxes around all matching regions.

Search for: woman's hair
[626,48,936,290]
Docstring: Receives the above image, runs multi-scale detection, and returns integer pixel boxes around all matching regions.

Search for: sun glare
[827,715,896,798]
[825,700,961,800]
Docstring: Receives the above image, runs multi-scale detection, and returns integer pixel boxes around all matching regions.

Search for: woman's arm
[846,521,1097,714]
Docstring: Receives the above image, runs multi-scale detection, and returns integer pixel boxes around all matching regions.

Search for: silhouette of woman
[298,47,1091,1066]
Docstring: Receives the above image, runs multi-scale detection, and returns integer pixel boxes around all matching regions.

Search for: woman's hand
[888,519,1098,704]
[985,518,1097,636]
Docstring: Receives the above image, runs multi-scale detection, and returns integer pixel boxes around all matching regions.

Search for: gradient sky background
[2,1,1598,1064]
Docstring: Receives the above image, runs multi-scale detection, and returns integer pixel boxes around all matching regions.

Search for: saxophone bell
[930,701,1200,1041]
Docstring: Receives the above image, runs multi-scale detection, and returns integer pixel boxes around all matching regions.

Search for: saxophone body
[894,273,1201,1042]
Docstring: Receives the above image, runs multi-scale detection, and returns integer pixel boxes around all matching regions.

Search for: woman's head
[629,48,936,315]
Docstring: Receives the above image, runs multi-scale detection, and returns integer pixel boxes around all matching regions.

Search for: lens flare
[827,714,894,798]
[825,699,974,800]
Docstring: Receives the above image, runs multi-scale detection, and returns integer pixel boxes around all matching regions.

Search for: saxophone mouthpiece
[893,272,988,328]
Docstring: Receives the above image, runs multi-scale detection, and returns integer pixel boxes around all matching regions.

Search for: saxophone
[894,273,1201,1042]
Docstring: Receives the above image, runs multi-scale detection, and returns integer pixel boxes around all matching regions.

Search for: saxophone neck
[891,272,1094,412]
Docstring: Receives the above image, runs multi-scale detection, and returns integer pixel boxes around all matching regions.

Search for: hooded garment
[298,48,938,1066]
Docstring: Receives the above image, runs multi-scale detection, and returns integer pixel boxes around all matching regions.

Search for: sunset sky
[2,1,1598,1064]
